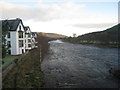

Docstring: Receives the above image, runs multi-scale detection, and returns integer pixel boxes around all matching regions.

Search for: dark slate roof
[24,26,30,32]
[32,32,37,36]
[32,32,35,36]
[1,18,24,31]
[24,26,32,34]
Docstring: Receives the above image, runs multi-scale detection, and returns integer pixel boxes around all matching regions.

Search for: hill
[37,32,67,39]
[63,24,120,48]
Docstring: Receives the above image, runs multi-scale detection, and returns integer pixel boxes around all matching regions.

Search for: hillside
[63,24,119,48]
[37,32,67,39]
[78,24,119,42]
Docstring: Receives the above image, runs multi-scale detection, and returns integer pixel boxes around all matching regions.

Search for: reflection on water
[49,40,64,43]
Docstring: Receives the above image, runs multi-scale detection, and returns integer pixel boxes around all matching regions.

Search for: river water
[41,40,119,88]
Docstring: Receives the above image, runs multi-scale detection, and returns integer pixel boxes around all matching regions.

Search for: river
[41,40,119,88]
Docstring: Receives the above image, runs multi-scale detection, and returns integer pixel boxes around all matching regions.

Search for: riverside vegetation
[3,34,49,88]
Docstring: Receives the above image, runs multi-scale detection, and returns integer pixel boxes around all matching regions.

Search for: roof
[1,18,24,31]
[31,32,37,36]
[24,26,30,31]
[24,26,31,34]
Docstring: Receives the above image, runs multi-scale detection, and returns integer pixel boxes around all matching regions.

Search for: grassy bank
[62,39,119,48]
[2,55,19,70]
[3,35,49,88]
[80,43,119,48]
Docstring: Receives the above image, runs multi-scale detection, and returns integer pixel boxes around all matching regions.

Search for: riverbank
[2,35,49,88]
[62,39,119,48]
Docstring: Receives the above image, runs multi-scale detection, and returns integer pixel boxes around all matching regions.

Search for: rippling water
[41,40,119,88]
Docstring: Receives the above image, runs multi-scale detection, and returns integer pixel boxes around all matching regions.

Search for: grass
[63,40,119,48]
[3,48,44,88]
[27,69,44,88]
[2,55,19,69]
[3,49,37,88]
[3,35,49,88]
[77,43,119,48]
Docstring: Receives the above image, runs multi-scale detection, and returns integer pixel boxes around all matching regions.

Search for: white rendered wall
[17,23,26,54]
[6,32,18,55]
[11,32,18,55]
[25,34,32,50]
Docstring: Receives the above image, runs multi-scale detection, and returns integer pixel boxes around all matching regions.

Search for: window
[19,40,23,47]
[18,32,23,38]
[35,43,37,46]
[28,39,31,43]
[28,44,31,47]
[8,50,11,54]
[28,34,31,38]
[7,32,10,38]
[7,41,11,47]
[19,25,21,30]
[22,49,24,54]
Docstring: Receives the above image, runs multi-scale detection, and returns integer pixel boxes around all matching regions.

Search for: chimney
[16,18,21,20]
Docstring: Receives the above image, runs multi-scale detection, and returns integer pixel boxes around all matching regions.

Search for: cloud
[0,1,32,20]
[0,1,118,36]
[2,0,119,2]
[0,1,86,21]
[72,23,117,29]
[25,19,117,36]
[0,1,117,23]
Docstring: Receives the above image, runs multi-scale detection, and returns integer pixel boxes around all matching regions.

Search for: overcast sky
[0,0,118,36]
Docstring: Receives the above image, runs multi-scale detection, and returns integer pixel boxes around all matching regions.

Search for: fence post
[39,45,42,63]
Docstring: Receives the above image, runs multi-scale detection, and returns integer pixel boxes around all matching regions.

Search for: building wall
[25,34,32,50]
[6,32,18,55]
[11,32,18,55]
[17,23,26,54]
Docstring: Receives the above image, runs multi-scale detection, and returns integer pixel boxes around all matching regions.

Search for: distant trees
[73,33,77,37]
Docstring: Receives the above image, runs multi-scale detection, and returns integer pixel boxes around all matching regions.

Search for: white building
[24,26,38,50]
[31,32,38,48]
[2,18,38,55]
